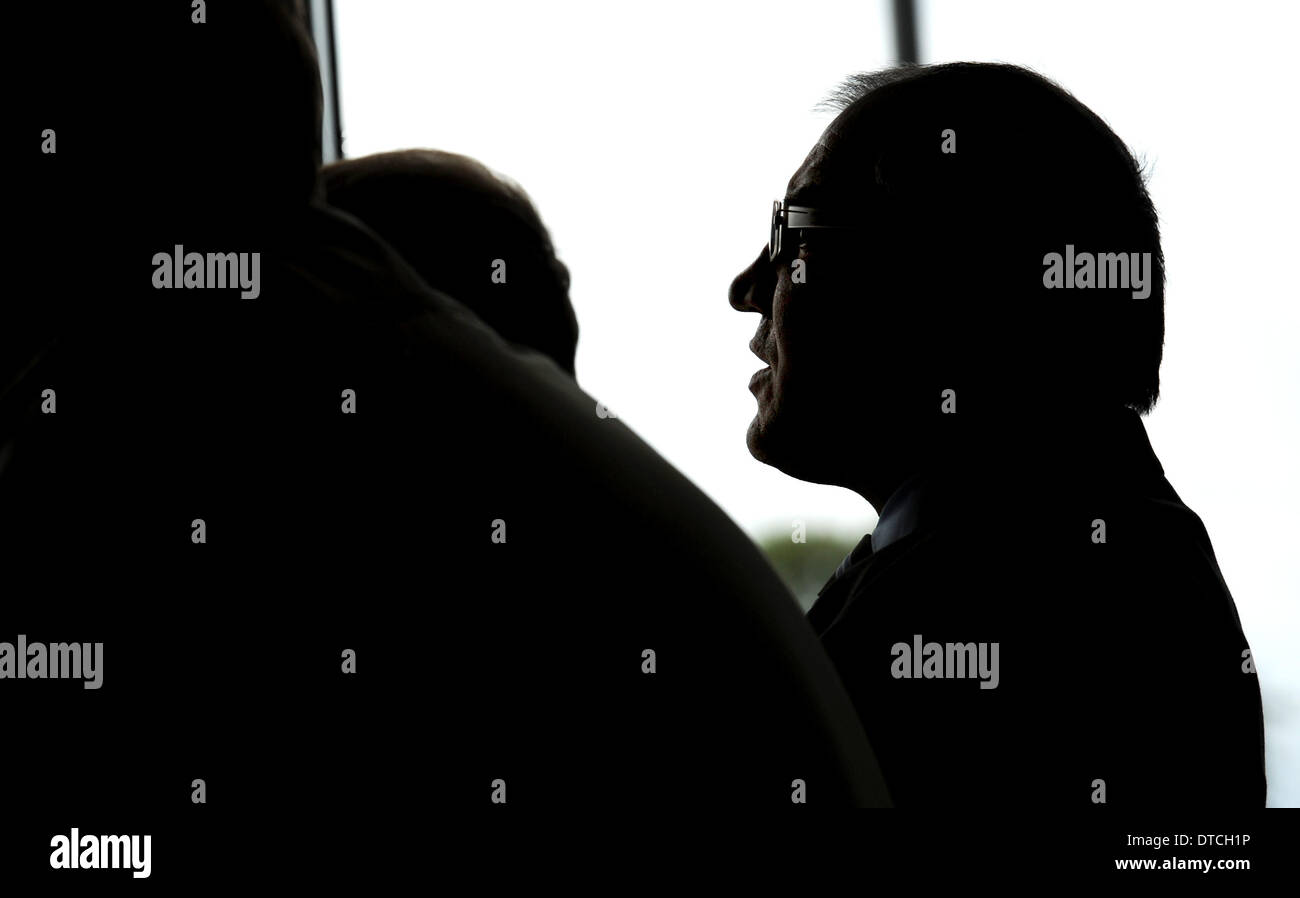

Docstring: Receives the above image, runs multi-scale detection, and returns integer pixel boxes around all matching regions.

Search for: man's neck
[850,405,1160,515]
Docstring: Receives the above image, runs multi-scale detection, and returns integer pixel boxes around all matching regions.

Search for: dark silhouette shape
[322,149,579,376]
[730,62,1265,806]
[0,5,890,883]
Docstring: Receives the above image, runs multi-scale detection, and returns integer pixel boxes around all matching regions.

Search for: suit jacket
[807,409,1266,807]
[0,197,893,844]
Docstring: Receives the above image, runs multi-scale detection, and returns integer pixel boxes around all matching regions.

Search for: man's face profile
[732,139,841,470]
[730,112,923,497]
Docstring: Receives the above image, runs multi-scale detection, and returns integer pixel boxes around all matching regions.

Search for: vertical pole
[892,0,920,65]
[306,0,344,163]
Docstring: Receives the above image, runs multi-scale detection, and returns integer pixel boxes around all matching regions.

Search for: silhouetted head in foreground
[323,150,579,376]
[730,63,1165,510]
[129,0,323,235]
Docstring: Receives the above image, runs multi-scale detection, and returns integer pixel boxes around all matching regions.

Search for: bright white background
[334,0,1299,806]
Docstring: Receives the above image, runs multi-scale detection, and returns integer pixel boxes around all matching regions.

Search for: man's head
[730,63,1165,507]
[323,150,578,376]
[133,0,324,233]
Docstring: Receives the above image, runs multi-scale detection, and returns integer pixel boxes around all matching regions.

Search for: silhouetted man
[730,63,1265,807]
[0,6,890,884]
[323,150,579,376]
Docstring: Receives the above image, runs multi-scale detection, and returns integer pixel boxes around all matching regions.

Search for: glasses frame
[769,199,866,262]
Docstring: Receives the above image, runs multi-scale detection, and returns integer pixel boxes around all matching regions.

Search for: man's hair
[323,150,578,376]
[818,63,1164,414]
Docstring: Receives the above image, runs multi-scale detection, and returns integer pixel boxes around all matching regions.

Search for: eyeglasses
[769,199,867,262]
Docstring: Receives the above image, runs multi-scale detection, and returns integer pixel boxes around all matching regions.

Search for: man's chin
[745,417,773,465]
[747,411,844,486]
[747,413,798,473]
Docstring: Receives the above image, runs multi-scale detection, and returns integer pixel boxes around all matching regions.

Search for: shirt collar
[870,474,930,552]
[865,408,1164,553]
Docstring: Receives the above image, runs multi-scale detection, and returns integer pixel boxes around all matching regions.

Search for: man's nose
[729,245,773,314]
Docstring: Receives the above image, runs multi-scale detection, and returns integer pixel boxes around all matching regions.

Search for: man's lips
[749,337,773,395]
